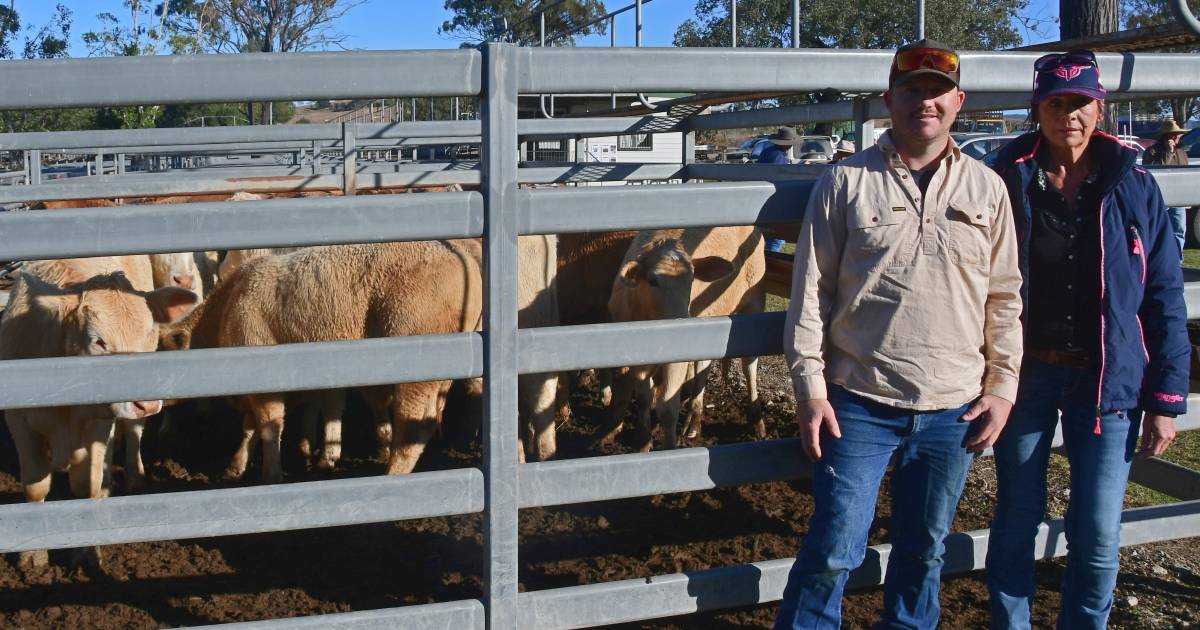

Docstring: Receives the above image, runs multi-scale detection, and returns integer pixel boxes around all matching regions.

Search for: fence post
[853,97,875,152]
[116,152,125,175]
[481,41,519,630]
[342,123,357,196]
[96,150,106,181]
[682,130,696,182]
[311,140,322,175]
[28,150,41,186]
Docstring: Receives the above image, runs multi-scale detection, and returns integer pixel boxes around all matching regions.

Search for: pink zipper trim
[1136,315,1150,363]
[1134,237,1146,284]
[1095,199,1107,435]
[1014,136,1042,164]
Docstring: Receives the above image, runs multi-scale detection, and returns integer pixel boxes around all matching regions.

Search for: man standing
[1143,119,1192,255]
[759,127,799,252]
[775,40,1024,629]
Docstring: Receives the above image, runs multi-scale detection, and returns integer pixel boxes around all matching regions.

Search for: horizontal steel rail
[2,422,1194,555]
[518,410,1200,509]
[519,48,1200,94]
[0,116,675,152]
[0,192,483,260]
[688,90,1200,130]
[0,162,690,203]
[516,500,1200,629]
[195,600,485,630]
[0,333,482,410]
[0,50,481,110]
[0,469,483,553]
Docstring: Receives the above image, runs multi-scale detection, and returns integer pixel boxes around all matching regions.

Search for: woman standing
[985,50,1190,629]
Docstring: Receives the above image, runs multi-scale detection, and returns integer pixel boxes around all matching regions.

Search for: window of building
[618,133,653,151]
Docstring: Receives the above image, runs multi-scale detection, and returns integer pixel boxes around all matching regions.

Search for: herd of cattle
[0,186,768,569]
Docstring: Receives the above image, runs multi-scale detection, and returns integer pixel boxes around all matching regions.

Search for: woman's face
[1036,94,1102,153]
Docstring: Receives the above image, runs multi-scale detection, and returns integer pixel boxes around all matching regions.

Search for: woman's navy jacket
[991,131,1189,419]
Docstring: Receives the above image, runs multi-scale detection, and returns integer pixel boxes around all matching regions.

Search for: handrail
[1170,0,1200,38]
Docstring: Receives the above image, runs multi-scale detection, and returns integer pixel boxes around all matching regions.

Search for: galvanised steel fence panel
[0,192,484,260]
[2,45,1200,629]
[516,500,1200,630]
[0,469,484,553]
[0,50,481,109]
[192,599,485,630]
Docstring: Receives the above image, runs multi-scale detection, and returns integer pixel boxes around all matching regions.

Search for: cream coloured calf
[0,265,195,568]
[605,227,766,451]
[158,240,483,482]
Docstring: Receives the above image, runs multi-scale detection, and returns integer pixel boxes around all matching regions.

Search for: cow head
[608,238,736,322]
[37,272,197,420]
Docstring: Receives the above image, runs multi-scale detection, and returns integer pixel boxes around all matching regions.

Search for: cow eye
[90,336,109,353]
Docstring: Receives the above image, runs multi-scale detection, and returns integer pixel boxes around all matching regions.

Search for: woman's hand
[1137,413,1177,459]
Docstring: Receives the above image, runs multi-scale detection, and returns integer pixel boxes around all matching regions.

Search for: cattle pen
[0,41,1199,629]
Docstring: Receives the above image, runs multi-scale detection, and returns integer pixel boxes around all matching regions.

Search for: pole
[917,0,925,40]
[792,0,800,47]
[731,0,737,47]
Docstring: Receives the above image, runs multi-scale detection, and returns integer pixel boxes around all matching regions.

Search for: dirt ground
[0,354,1197,629]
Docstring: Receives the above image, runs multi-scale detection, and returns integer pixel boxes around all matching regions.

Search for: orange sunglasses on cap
[893,47,960,74]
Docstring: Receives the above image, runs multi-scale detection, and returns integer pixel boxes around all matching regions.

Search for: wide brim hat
[1158,119,1191,137]
[766,127,800,145]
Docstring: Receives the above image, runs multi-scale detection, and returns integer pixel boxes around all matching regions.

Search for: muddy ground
[0,354,1196,629]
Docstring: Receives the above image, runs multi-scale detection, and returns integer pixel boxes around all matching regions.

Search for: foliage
[166,0,366,53]
[0,5,96,134]
[439,0,608,47]
[674,0,1028,51]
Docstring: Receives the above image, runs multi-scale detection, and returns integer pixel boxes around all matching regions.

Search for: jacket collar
[997,130,1139,196]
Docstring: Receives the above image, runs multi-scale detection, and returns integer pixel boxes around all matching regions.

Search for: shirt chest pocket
[846,204,905,254]
[946,204,991,268]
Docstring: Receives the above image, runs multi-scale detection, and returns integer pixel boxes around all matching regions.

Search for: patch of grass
[1183,247,1200,268]
[1126,429,1200,508]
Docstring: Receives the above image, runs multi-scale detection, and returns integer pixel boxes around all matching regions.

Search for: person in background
[1142,119,1192,255]
[986,50,1189,630]
[758,127,799,252]
[776,39,1022,630]
[831,139,857,162]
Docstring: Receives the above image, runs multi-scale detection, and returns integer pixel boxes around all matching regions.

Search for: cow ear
[617,260,641,287]
[691,256,735,283]
[145,287,198,323]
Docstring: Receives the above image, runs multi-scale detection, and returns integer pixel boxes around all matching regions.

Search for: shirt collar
[877,130,960,170]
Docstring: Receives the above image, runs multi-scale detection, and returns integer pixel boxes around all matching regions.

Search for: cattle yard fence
[0,45,1199,629]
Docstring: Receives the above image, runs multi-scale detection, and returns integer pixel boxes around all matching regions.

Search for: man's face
[884,77,964,146]
[1035,94,1100,152]
[1167,134,1181,150]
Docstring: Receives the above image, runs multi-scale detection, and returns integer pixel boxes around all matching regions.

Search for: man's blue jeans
[774,386,976,630]
[1168,206,1186,255]
[986,359,1139,630]
[766,238,787,253]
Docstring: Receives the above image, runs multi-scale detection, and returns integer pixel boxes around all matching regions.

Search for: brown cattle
[606,227,766,451]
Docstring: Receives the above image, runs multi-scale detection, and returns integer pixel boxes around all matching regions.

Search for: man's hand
[962,394,1013,453]
[796,399,841,461]
[1137,413,1176,459]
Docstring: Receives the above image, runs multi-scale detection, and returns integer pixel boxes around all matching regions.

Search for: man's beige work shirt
[784,132,1023,410]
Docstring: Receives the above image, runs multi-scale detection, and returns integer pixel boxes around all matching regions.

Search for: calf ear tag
[892,206,907,212]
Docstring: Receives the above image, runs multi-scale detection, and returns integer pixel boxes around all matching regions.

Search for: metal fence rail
[0,45,1199,629]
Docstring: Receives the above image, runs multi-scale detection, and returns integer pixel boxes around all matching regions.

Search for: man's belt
[1026,348,1094,369]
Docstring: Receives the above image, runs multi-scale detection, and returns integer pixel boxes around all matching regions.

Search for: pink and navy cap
[1031,50,1107,104]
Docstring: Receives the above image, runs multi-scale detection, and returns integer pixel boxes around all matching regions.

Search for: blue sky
[16,0,1063,56]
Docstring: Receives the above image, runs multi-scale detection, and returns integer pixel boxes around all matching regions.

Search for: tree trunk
[1059,0,1119,40]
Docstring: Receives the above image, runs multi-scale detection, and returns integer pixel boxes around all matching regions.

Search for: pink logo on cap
[1054,65,1085,81]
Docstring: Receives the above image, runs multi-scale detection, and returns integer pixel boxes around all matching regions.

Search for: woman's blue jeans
[986,359,1140,630]
[774,386,976,630]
